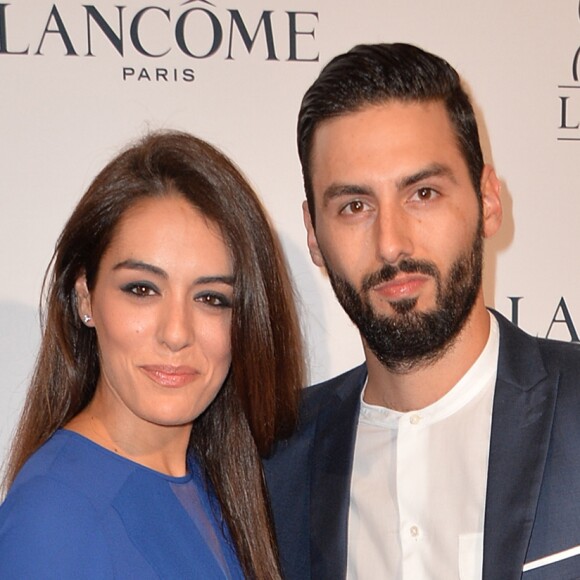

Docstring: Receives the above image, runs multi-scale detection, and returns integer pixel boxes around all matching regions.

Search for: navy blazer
[264,311,580,579]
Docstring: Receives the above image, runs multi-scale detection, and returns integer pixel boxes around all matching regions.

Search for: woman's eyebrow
[195,275,235,286]
[112,259,167,278]
[113,261,234,286]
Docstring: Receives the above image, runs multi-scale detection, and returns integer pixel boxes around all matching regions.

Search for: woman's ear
[74,274,94,327]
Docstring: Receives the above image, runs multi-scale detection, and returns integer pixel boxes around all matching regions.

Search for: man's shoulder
[494,309,580,372]
[264,363,366,466]
[299,363,367,423]
[493,310,580,412]
[534,336,580,402]
[535,334,580,367]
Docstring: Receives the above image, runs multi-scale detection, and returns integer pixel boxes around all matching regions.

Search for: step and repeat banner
[1,0,579,462]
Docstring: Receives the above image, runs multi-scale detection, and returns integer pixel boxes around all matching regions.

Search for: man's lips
[372,274,430,300]
[140,365,199,387]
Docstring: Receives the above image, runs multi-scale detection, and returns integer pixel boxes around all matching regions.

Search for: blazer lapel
[310,366,366,580]
[483,313,559,580]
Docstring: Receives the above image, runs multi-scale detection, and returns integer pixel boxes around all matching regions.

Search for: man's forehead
[315,98,448,130]
[310,100,464,179]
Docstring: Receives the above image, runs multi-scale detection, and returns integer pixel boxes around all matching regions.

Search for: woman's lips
[372,275,429,301]
[140,365,199,387]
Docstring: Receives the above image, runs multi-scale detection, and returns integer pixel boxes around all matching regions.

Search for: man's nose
[375,205,414,265]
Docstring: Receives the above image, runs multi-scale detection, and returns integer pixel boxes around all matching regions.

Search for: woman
[0,131,303,578]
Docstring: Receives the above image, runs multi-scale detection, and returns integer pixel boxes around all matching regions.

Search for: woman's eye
[196,293,232,309]
[122,283,157,297]
[340,200,368,215]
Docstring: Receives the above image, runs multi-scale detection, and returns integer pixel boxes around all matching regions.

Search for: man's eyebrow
[396,163,457,191]
[322,183,373,206]
[112,260,167,278]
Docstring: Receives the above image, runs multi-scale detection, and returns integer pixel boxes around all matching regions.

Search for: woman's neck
[65,399,192,477]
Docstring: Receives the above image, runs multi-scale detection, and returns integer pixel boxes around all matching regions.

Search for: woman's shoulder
[0,469,114,577]
[0,430,127,531]
[0,430,148,577]
[1,468,100,529]
[6,430,141,512]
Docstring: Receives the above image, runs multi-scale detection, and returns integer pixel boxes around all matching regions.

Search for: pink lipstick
[140,365,199,387]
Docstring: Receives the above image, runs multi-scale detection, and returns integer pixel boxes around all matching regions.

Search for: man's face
[304,100,501,373]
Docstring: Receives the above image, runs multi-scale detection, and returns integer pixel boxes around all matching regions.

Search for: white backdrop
[1,0,579,463]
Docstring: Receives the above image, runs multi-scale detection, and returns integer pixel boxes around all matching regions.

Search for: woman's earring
[82,314,92,325]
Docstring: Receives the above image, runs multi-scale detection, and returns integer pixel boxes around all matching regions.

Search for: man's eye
[341,200,367,215]
[413,187,438,201]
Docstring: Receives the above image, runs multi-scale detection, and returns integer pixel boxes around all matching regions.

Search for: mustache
[361,259,440,293]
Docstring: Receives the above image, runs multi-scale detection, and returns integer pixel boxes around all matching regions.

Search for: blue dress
[0,430,244,579]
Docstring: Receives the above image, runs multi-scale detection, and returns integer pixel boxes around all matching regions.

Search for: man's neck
[362,298,491,412]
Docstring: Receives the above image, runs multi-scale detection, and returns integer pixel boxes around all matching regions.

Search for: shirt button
[410,525,420,538]
[410,414,421,425]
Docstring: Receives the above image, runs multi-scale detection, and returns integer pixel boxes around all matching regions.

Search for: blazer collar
[310,364,367,580]
[483,310,559,580]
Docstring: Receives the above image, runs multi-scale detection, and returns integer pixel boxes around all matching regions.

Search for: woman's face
[76,194,233,435]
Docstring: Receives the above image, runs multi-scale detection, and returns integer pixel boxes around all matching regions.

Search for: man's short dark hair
[297,43,484,222]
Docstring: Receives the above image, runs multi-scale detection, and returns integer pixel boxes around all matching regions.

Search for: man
[264,43,580,580]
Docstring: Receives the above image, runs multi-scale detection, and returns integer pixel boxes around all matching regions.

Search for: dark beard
[325,225,483,374]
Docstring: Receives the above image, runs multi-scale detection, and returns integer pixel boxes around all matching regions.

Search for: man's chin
[388,297,419,316]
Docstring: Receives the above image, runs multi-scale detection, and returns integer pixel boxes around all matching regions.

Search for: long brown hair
[4,131,303,578]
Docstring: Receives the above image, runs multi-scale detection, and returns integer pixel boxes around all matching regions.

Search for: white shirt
[347,315,499,580]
